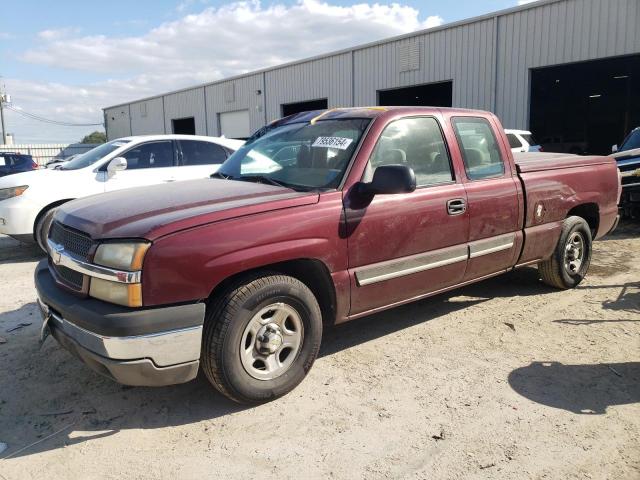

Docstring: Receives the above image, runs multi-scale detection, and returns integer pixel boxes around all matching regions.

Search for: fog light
[89,278,142,307]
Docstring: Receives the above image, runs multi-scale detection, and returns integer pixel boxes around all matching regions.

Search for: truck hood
[56,179,319,240]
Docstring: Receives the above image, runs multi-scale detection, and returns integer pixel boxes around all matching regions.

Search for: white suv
[0,134,243,249]
[505,129,542,153]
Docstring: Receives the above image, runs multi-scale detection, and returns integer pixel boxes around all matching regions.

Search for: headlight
[89,278,142,307]
[94,241,150,271]
[0,185,28,201]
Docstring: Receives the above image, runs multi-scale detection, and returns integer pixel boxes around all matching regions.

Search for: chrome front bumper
[38,298,202,386]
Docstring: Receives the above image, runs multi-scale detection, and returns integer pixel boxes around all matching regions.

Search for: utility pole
[0,80,7,145]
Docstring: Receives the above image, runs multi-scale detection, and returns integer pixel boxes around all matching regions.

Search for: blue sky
[0,0,532,143]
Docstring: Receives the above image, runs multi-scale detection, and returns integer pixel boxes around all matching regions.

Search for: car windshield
[620,129,640,152]
[217,118,371,190]
[60,140,131,170]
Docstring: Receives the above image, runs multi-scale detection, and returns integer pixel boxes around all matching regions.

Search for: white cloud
[9,0,444,143]
[37,27,82,41]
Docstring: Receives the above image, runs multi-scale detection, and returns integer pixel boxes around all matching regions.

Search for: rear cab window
[452,117,505,180]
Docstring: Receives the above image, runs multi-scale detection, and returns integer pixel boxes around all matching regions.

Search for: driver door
[345,116,469,316]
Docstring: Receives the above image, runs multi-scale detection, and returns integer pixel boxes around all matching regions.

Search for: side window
[507,133,522,149]
[121,141,175,170]
[180,140,227,166]
[452,117,505,180]
[366,117,453,187]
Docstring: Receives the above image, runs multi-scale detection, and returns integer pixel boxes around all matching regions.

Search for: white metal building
[104,0,640,155]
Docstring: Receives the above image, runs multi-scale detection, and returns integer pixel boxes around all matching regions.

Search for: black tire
[35,207,58,252]
[538,216,592,289]
[201,273,322,404]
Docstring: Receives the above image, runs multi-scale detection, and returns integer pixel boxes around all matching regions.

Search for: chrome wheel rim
[240,303,304,380]
[564,231,585,275]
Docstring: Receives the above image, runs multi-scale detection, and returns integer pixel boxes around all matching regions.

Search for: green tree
[80,131,106,144]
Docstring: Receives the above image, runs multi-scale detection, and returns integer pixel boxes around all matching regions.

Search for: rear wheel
[538,216,592,289]
[201,273,322,404]
[34,207,58,252]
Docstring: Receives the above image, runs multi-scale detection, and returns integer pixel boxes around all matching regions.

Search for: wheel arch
[566,203,599,237]
[207,258,337,327]
[33,199,74,238]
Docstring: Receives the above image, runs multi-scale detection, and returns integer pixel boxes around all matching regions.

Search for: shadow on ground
[508,361,640,414]
[0,235,44,264]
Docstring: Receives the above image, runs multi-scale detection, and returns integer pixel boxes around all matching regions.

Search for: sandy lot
[0,223,638,480]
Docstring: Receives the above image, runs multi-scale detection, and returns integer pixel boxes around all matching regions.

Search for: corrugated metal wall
[264,53,352,121]
[495,0,640,129]
[163,87,207,135]
[130,97,165,135]
[205,74,265,136]
[105,0,640,139]
[104,106,131,139]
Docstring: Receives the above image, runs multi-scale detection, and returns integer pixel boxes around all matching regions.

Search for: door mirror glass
[107,157,127,175]
[359,164,416,196]
[611,144,618,153]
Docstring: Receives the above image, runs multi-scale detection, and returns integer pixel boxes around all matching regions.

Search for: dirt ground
[0,222,638,480]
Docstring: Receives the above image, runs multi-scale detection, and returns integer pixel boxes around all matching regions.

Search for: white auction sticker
[312,136,353,150]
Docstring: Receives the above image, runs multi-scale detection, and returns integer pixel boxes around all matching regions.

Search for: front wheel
[201,273,322,404]
[538,216,592,289]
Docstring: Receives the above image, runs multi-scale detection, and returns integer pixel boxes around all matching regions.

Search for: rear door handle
[447,198,466,215]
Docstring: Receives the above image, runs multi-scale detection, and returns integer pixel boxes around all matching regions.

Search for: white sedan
[0,134,243,249]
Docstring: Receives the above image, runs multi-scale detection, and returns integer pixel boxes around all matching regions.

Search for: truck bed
[513,152,614,173]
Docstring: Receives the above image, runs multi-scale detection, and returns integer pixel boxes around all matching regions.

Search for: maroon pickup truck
[35,107,621,404]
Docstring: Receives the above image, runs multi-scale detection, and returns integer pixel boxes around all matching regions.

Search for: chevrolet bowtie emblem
[52,244,64,265]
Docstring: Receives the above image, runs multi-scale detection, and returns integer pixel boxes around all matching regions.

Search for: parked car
[46,154,80,170]
[0,152,38,177]
[611,126,640,218]
[0,135,243,249]
[505,129,542,153]
[35,107,620,404]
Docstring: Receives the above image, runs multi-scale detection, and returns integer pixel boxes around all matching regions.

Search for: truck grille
[48,221,94,292]
[49,221,94,260]
[52,264,84,290]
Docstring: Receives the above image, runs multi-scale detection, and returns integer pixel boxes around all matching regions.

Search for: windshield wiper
[236,174,306,191]
[210,171,232,179]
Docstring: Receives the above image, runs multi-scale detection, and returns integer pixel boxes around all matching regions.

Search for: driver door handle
[447,198,466,215]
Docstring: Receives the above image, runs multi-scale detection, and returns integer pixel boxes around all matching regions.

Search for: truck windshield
[60,140,131,170]
[217,118,370,190]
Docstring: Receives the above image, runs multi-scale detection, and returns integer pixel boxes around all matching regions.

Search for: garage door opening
[172,117,196,135]
[378,81,453,107]
[530,55,640,155]
[219,110,250,139]
[281,99,328,117]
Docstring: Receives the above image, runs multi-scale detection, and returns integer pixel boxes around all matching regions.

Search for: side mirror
[107,157,127,176]
[358,164,416,196]
[611,144,618,153]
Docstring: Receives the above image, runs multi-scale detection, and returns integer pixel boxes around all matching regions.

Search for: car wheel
[201,273,322,404]
[35,207,58,252]
[538,216,592,289]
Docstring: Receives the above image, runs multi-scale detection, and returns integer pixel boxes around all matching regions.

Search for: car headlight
[0,185,28,201]
[94,241,150,271]
[90,241,150,307]
[89,278,143,307]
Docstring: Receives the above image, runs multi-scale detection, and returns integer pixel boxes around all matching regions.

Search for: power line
[5,105,103,127]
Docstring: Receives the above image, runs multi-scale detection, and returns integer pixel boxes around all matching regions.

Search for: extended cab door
[104,140,179,192]
[449,115,523,281]
[345,115,469,316]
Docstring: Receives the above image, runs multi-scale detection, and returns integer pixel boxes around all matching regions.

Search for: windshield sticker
[312,136,353,150]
